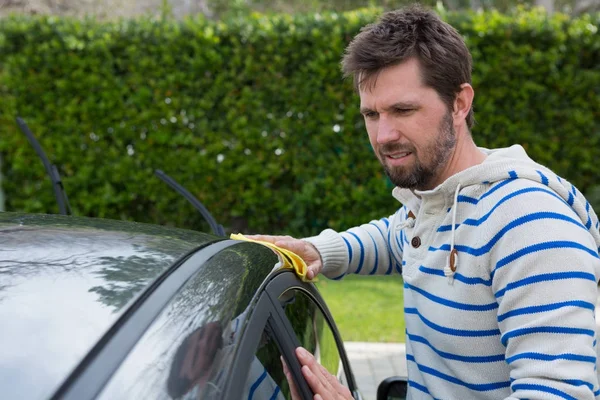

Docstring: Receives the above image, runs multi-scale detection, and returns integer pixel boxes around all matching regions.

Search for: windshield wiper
[16,117,72,215]
[154,169,225,237]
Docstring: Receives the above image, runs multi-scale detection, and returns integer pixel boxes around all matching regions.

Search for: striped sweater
[305,145,600,399]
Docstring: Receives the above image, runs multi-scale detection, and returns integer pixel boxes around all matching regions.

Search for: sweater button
[411,236,421,248]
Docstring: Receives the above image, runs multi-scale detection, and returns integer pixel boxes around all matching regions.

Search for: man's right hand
[245,235,323,280]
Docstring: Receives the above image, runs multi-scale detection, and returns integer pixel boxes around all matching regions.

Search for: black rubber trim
[221,295,273,400]
[266,271,360,393]
[266,289,315,399]
[222,270,314,400]
[52,239,238,400]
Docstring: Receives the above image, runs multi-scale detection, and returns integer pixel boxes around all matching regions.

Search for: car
[0,211,408,400]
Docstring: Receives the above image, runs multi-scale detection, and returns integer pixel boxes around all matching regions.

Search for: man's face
[359,58,457,191]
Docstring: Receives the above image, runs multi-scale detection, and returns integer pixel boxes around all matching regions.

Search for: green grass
[316,274,405,343]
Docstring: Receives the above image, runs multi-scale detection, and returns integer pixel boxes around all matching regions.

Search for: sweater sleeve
[488,186,600,399]
[303,209,405,279]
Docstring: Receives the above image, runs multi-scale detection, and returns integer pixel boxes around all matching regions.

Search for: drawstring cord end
[444,248,458,284]
[446,184,462,284]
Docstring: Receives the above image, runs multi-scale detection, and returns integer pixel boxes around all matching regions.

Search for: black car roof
[0,212,227,399]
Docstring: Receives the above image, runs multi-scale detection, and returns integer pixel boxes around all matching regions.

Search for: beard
[379,110,456,190]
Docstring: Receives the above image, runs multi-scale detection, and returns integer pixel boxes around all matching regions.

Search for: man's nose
[377,115,401,144]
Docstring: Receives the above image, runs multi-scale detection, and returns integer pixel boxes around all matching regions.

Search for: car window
[242,319,290,399]
[279,289,347,385]
[95,243,278,400]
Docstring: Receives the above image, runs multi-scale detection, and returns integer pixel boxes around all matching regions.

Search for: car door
[225,270,361,400]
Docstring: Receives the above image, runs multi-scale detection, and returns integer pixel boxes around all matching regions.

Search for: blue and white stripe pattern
[306,145,600,399]
[243,359,285,400]
[225,313,285,400]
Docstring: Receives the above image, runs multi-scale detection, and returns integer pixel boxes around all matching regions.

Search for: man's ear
[453,83,474,126]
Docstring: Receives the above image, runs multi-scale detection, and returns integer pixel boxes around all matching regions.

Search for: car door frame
[224,270,361,400]
[266,271,361,399]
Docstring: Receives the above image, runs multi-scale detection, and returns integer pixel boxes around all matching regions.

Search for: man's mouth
[387,151,412,159]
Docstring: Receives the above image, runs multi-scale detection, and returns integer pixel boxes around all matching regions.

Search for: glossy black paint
[0,213,217,400]
[95,241,279,400]
[377,377,408,400]
[0,212,358,400]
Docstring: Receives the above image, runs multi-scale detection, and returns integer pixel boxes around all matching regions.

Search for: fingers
[245,235,300,252]
[304,242,323,279]
[300,364,329,397]
[274,237,305,253]
[319,363,353,399]
[245,235,298,250]
[306,262,323,280]
[246,235,323,279]
[295,347,353,400]
[244,234,283,244]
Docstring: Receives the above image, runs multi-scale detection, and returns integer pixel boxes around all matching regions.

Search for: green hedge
[1,8,599,237]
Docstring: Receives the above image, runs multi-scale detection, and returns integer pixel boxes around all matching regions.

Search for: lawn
[316,274,405,343]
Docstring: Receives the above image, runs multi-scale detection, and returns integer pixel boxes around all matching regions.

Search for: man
[253,5,600,399]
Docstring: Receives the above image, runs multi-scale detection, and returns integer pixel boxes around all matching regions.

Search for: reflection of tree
[83,227,215,311]
[282,291,342,376]
[0,285,8,303]
[0,214,216,314]
[285,293,317,352]
[87,230,220,312]
[158,243,278,333]
[89,249,174,310]
[0,226,103,303]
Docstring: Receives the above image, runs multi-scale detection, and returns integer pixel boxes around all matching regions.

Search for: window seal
[265,271,360,393]
[223,271,316,400]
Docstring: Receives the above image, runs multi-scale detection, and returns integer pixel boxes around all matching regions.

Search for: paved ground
[345,288,600,400]
[345,342,407,400]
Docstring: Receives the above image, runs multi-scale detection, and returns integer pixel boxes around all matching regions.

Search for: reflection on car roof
[0,212,215,400]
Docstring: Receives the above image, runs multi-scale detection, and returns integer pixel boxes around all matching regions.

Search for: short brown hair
[342,5,475,128]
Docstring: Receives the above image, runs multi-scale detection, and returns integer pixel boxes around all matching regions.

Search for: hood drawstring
[397,210,416,231]
[444,184,462,284]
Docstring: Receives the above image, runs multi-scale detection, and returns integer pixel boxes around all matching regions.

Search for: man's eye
[394,108,413,114]
[364,112,378,119]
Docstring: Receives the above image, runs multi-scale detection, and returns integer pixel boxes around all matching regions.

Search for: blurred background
[1,0,599,344]
[1,0,599,19]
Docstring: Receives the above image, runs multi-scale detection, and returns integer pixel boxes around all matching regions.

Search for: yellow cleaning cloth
[230,233,316,282]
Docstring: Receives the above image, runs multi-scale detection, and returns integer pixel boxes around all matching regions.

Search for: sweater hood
[393,144,600,280]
